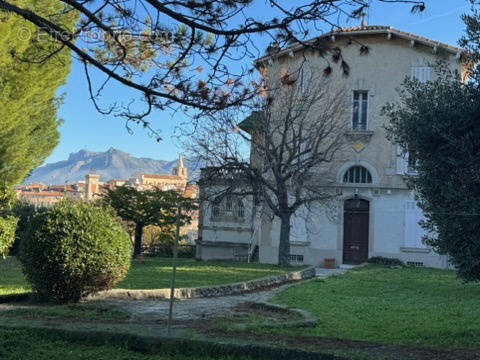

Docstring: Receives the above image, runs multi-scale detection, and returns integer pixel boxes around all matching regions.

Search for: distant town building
[16,155,199,242]
[130,156,189,191]
[85,173,101,200]
[16,182,85,208]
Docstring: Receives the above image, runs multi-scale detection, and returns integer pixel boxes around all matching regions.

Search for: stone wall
[90,266,316,301]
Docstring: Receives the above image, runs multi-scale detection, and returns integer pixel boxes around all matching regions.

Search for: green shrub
[11,201,43,256]
[368,256,405,267]
[143,225,195,258]
[0,216,18,258]
[20,200,131,303]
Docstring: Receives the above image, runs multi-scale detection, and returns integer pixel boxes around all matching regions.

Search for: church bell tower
[173,155,188,179]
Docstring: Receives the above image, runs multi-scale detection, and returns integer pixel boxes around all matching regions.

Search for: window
[212,203,221,218]
[411,66,431,83]
[407,152,417,173]
[225,196,233,212]
[298,64,312,95]
[406,261,424,267]
[235,200,245,218]
[404,201,427,249]
[396,146,417,175]
[352,91,368,131]
[343,166,372,184]
[288,254,304,263]
[211,196,246,221]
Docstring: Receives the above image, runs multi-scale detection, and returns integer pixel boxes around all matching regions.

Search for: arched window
[211,196,245,221]
[235,200,245,218]
[225,196,233,212]
[212,203,221,218]
[343,166,372,184]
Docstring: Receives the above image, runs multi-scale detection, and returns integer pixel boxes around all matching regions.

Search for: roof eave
[256,28,463,66]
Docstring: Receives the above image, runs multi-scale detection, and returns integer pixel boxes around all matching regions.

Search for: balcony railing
[199,166,248,183]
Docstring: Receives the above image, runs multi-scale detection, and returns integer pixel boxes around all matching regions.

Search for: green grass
[2,303,130,322]
[0,257,301,296]
[117,257,300,289]
[268,265,480,349]
[0,327,248,360]
[0,257,30,296]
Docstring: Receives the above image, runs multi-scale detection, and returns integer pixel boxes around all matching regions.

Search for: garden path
[107,267,346,321]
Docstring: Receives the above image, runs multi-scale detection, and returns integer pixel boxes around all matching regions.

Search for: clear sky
[46,0,469,164]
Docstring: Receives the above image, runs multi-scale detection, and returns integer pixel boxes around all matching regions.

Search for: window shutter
[300,64,312,95]
[404,201,427,248]
[396,146,408,174]
[411,66,431,83]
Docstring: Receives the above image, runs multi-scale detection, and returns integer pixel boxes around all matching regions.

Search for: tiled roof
[19,191,65,197]
[48,185,77,192]
[257,25,463,63]
[140,173,184,180]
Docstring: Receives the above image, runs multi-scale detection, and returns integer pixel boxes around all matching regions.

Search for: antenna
[365,1,371,27]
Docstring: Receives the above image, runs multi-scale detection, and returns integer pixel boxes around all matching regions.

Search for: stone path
[315,267,347,278]
[108,286,282,321]
[107,267,347,322]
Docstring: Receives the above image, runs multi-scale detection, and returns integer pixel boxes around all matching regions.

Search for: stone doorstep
[88,267,316,301]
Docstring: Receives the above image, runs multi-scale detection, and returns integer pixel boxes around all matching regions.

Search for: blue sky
[46,0,469,164]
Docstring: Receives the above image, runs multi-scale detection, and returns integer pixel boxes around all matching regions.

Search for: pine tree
[0,1,76,203]
[0,1,76,256]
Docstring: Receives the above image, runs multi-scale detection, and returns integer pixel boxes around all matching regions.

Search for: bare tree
[0,0,424,132]
[190,63,349,266]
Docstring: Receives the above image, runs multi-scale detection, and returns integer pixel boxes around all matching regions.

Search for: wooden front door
[343,198,369,265]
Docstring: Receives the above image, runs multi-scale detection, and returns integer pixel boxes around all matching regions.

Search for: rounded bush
[20,200,131,303]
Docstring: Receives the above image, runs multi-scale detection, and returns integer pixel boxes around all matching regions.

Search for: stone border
[89,266,316,301]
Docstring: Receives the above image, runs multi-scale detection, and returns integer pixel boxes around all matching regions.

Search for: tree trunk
[278,213,291,266]
[134,223,143,257]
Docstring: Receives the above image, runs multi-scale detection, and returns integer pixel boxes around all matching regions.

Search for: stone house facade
[196,26,467,268]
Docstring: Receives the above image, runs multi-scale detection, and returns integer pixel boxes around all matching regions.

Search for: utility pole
[167,204,182,336]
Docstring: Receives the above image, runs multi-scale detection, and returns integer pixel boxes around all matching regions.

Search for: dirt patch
[195,329,480,360]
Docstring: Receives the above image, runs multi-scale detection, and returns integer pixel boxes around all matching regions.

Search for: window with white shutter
[299,64,312,95]
[396,146,408,175]
[411,66,431,83]
[404,201,428,248]
[396,146,417,175]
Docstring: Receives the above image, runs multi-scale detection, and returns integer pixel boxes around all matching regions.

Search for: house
[129,156,188,191]
[196,25,467,268]
[17,182,85,208]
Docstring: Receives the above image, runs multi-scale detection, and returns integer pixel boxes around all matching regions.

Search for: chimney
[361,13,367,28]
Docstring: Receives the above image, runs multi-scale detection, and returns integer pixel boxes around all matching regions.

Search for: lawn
[0,257,30,296]
[0,257,301,296]
[268,265,480,349]
[117,257,300,289]
[0,327,249,360]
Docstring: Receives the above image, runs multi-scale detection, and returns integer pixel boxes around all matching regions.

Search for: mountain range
[25,148,202,185]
